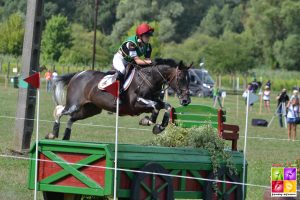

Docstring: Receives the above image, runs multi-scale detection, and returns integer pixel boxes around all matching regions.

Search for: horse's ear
[188,62,193,69]
[178,60,185,70]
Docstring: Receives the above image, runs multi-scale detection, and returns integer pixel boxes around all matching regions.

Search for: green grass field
[0,83,299,199]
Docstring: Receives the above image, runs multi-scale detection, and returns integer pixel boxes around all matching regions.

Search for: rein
[130,62,153,88]
[154,66,175,91]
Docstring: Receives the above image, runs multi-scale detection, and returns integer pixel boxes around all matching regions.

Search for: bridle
[155,66,190,99]
[131,62,190,99]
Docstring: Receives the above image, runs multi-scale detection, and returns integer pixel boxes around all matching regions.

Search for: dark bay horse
[47,58,191,140]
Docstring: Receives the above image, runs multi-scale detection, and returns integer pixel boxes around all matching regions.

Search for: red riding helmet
[136,23,154,37]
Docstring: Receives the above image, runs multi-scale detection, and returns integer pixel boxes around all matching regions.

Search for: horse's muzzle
[180,98,191,106]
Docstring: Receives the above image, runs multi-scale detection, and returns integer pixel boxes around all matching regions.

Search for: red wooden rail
[217,109,239,151]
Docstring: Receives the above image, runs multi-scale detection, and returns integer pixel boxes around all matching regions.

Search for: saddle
[98,64,135,91]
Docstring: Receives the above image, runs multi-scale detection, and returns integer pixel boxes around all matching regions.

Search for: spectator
[52,70,58,81]
[266,80,271,90]
[250,79,261,93]
[276,88,289,128]
[242,84,254,109]
[212,86,222,108]
[263,85,271,112]
[286,95,299,141]
[44,69,52,92]
[291,90,299,100]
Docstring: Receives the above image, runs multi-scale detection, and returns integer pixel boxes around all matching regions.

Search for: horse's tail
[52,73,76,106]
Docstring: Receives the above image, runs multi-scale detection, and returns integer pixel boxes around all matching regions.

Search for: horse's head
[169,61,191,106]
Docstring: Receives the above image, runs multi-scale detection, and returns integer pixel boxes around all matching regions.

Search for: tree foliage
[274,34,300,71]
[203,31,255,74]
[41,15,73,62]
[0,13,24,56]
[0,0,26,21]
[0,0,300,72]
[59,24,110,66]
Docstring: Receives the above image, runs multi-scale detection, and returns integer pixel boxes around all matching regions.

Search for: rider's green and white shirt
[119,35,152,62]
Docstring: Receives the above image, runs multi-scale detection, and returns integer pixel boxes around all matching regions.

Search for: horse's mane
[154,58,178,68]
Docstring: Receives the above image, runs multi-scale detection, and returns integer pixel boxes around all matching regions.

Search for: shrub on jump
[146,124,238,176]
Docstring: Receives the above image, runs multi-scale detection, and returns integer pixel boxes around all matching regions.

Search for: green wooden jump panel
[173,104,220,128]
[28,140,246,198]
[28,140,114,196]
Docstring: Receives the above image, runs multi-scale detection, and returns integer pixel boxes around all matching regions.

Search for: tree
[0,12,24,56]
[0,0,26,21]
[41,15,73,62]
[161,33,216,64]
[202,31,255,75]
[221,4,244,34]
[111,0,216,43]
[199,6,223,37]
[59,24,110,66]
[97,0,119,34]
[274,34,300,71]
[280,0,300,35]
[245,0,289,68]
[172,0,214,41]
[199,4,245,38]
[44,2,59,20]
[46,0,76,20]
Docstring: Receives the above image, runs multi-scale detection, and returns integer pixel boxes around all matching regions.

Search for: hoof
[152,124,165,134]
[139,116,153,126]
[45,133,56,139]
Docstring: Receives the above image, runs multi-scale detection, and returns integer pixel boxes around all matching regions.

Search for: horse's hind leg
[45,105,65,139]
[62,103,102,140]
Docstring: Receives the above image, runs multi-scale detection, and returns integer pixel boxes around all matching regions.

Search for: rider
[113,23,154,102]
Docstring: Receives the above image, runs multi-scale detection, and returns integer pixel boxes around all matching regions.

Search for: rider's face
[141,34,151,44]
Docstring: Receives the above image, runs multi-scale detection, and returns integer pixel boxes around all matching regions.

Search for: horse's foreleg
[152,103,172,134]
[139,110,159,126]
[161,104,172,128]
[150,110,159,124]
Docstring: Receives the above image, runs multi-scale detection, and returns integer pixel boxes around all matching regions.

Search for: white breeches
[113,53,128,74]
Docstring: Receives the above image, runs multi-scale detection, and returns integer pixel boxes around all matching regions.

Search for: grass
[0,82,299,199]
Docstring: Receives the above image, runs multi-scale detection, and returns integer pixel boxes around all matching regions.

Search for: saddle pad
[98,68,135,91]
[98,74,117,90]
[123,68,135,90]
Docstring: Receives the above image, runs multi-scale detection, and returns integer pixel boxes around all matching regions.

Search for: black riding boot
[116,71,125,104]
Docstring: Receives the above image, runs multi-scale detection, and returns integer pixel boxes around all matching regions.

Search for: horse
[46,58,191,140]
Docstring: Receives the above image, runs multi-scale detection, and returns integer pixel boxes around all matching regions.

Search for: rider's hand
[145,59,152,65]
